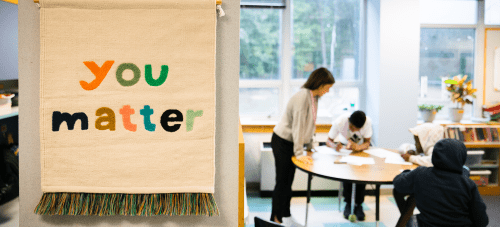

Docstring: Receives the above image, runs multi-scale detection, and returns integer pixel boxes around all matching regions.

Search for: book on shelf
[484,103,500,112]
[486,128,492,142]
[492,128,499,142]
[445,126,500,143]
[458,128,464,142]
[462,128,471,142]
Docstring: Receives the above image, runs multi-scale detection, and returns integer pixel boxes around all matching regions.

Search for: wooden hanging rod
[34,0,222,5]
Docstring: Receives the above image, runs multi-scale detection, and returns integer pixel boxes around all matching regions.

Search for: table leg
[338,181,343,212]
[376,184,381,223]
[348,183,356,222]
[305,173,312,227]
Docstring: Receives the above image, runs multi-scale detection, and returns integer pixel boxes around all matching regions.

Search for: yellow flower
[447,74,476,108]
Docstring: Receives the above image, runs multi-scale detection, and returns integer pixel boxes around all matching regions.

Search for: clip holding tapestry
[217,5,225,17]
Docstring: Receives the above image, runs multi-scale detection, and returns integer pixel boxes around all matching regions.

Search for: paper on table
[314,145,351,156]
[364,148,398,158]
[385,155,413,165]
[339,156,375,166]
[339,148,353,154]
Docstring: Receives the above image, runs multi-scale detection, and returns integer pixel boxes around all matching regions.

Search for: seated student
[393,139,489,227]
[326,110,372,221]
[401,123,444,167]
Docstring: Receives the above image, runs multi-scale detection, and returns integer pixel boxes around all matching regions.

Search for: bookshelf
[443,124,500,195]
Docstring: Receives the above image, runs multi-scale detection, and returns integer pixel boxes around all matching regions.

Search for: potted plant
[446,75,477,122]
[418,104,443,122]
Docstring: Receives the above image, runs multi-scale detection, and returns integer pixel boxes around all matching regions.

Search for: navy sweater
[393,139,488,227]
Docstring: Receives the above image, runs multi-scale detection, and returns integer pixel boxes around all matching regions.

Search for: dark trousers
[270,133,295,223]
[393,189,421,227]
[393,188,412,214]
[343,183,366,205]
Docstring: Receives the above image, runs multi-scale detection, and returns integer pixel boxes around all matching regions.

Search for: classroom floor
[246,192,500,227]
[0,194,498,227]
[245,192,407,227]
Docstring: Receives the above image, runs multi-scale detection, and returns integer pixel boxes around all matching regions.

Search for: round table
[292,149,418,226]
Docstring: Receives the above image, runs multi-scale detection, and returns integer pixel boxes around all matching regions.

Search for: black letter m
[52,111,89,131]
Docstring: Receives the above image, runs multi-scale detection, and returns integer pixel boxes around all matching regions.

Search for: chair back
[395,195,417,227]
[254,216,285,227]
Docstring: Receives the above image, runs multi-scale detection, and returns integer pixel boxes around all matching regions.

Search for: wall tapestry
[35,0,218,216]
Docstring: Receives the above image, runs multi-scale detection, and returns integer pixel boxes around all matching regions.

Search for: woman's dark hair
[302,67,335,90]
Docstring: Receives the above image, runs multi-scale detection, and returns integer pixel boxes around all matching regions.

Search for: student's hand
[351,143,360,152]
[346,140,357,150]
[335,142,343,151]
[401,153,411,162]
[297,156,313,165]
[407,149,417,155]
[326,138,335,148]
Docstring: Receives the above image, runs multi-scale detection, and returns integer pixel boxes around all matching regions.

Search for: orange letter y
[80,61,115,90]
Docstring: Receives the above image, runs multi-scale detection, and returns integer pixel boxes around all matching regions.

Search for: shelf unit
[443,124,500,195]
[0,106,18,120]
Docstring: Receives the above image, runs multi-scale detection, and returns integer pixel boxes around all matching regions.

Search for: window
[240,0,364,123]
[418,0,482,121]
[419,28,476,119]
[240,8,281,80]
[420,0,477,25]
[485,0,500,25]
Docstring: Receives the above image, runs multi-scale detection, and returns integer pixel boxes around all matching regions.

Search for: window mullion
[475,0,485,117]
[239,80,281,88]
[420,24,477,29]
[281,0,292,115]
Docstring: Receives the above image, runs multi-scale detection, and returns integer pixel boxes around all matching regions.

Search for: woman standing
[270,67,335,225]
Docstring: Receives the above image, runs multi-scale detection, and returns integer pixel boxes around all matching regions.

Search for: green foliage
[418,104,443,112]
[240,9,281,80]
[292,0,359,79]
[239,0,360,80]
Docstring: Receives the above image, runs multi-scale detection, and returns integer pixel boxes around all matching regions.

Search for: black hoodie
[393,139,489,227]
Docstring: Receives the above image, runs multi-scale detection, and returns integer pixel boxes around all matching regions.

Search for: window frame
[239,0,367,124]
[418,0,487,121]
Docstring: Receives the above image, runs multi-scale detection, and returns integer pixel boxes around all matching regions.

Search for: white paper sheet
[314,145,351,156]
[364,148,398,158]
[339,156,375,166]
[385,155,413,165]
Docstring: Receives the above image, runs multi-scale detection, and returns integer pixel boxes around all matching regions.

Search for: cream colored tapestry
[35,0,218,216]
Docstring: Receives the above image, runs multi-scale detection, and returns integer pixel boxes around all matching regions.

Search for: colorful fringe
[34,193,219,216]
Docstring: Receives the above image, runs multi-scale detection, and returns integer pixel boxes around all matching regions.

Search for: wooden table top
[292,149,419,184]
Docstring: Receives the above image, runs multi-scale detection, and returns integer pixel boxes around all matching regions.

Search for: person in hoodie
[393,138,488,227]
[400,123,444,167]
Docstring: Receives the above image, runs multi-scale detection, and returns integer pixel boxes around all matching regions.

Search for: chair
[254,216,285,227]
[395,195,417,227]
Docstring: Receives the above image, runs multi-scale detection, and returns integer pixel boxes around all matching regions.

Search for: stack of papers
[314,146,351,156]
[385,155,413,165]
[364,148,398,158]
[364,148,413,165]
[339,156,375,166]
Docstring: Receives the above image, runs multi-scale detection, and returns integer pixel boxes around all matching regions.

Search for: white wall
[483,30,500,106]
[366,0,420,149]
[365,0,381,146]
[18,1,240,226]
